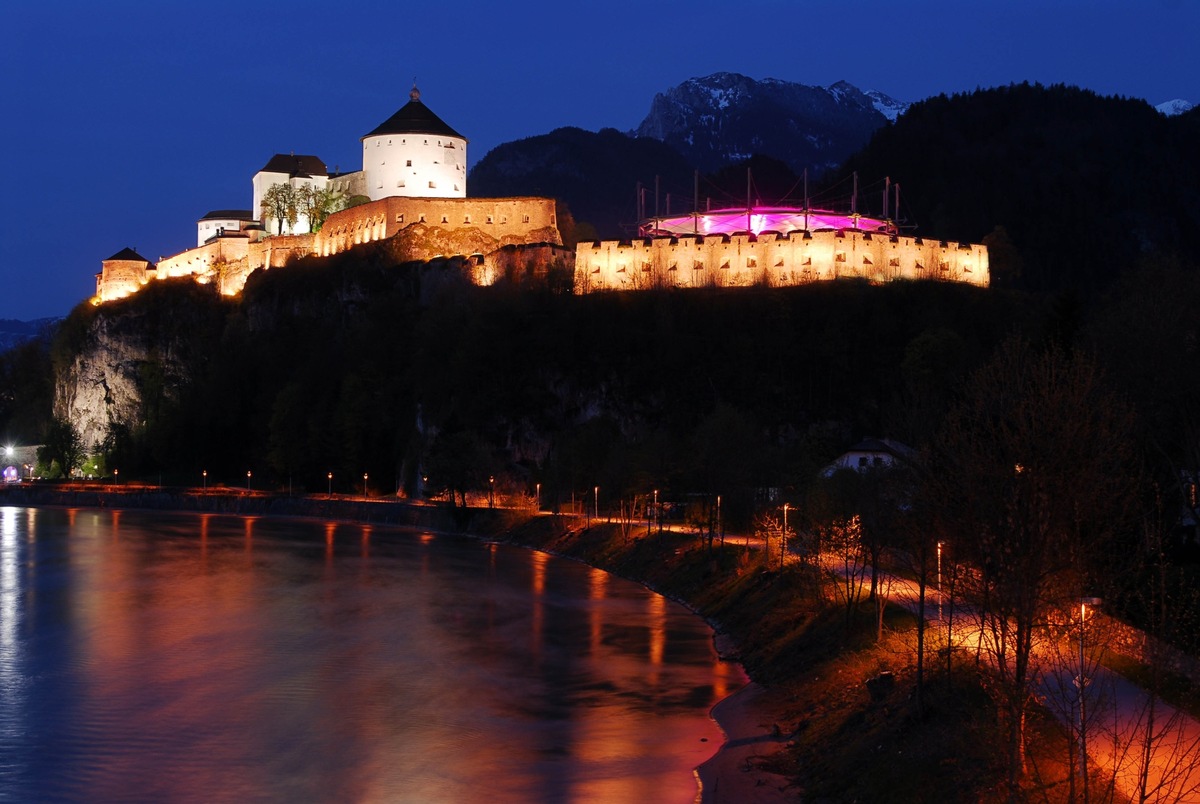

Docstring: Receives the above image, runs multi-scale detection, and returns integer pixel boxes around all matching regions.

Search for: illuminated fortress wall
[97,196,562,302]
[575,229,989,291]
[313,196,560,257]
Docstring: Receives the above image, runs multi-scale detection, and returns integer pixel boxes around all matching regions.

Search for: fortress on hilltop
[93,86,987,304]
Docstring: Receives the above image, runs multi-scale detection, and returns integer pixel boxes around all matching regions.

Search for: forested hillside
[834,83,1200,292]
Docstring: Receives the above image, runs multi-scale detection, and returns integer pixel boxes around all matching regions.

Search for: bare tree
[929,338,1138,799]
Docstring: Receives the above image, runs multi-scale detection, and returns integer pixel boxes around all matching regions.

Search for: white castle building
[98,84,988,306]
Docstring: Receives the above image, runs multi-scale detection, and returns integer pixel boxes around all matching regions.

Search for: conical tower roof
[363,86,466,141]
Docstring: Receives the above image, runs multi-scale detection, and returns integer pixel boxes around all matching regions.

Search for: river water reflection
[0,506,742,802]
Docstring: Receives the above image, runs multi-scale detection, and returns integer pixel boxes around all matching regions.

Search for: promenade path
[859,562,1200,803]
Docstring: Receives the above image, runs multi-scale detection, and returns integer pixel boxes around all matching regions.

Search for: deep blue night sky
[2,0,1196,320]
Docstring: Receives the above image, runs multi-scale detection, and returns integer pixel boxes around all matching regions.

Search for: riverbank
[0,485,1029,801]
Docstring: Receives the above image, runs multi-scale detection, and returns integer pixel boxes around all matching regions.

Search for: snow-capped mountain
[1156,98,1194,116]
[633,72,908,174]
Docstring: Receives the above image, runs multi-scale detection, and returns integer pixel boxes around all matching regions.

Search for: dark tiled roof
[364,89,466,140]
[104,247,151,263]
[200,209,254,221]
[258,154,328,178]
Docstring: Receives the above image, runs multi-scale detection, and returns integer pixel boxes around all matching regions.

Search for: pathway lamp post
[246,470,251,491]
[594,486,599,521]
[114,468,119,485]
[489,475,495,508]
[327,472,333,497]
[782,503,789,570]
[1078,596,1102,801]
[937,541,943,620]
[202,469,207,490]
[535,482,541,512]
[654,489,659,535]
[363,473,368,498]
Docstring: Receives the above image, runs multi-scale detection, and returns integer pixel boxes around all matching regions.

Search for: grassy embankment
[497,512,1080,803]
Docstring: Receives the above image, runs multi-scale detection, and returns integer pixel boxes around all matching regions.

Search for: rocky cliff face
[53,284,230,452]
[633,72,907,174]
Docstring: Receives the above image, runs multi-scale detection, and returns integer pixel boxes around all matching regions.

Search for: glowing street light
[362,473,368,498]
[114,468,119,484]
[594,485,599,520]
[937,541,944,620]
[246,470,252,491]
[654,489,659,535]
[202,469,207,490]
[489,475,495,508]
[1078,596,1103,801]
[781,503,790,570]
[327,472,333,497]
[535,482,541,512]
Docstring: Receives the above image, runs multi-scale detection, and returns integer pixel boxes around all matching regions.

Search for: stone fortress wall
[577,228,988,291]
[97,214,990,303]
[97,196,564,302]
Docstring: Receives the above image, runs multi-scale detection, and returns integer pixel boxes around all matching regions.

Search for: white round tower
[362,86,467,201]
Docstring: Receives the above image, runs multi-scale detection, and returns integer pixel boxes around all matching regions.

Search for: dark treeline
[26,248,1037,511]
[837,83,1200,293]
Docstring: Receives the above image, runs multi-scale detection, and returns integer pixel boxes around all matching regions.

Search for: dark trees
[929,338,1138,798]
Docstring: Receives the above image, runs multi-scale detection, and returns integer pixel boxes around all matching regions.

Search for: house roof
[104,247,151,263]
[199,209,254,221]
[257,154,328,178]
[363,86,466,141]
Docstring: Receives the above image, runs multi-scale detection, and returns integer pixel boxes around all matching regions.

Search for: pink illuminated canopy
[639,207,894,237]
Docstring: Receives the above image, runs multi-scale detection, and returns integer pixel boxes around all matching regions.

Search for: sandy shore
[697,682,795,803]
[694,631,796,803]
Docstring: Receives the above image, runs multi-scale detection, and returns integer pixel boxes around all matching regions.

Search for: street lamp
[782,503,789,570]
[362,473,368,498]
[654,489,659,535]
[594,485,599,521]
[246,470,251,491]
[489,475,495,508]
[937,541,943,620]
[327,472,333,497]
[535,482,541,512]
[1078,596,1102,801]
[202,469,207,490]
[114,468,119,484]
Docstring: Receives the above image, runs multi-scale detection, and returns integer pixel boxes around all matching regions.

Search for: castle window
[441,215,448,224]
[429,181,436,189]
[501,216,507,224]
[396,214,404,223]
[888,257,900,267]
[803,257,812,266]
[720,261,730,270]
[464,216,471,224]
[486,216,493,224]
[397,180,405,187]
[863,256,873,265]
[641,261,652,272]
[693,261,704,270]
[939,261,949,271]
[775,258,784,267]
[523,215,530,223]
[746,257,757,268]
[616,264,626,273]
[835,252,847,263]
[668,263,678,271]
[419,215,426,223]
[453,184,460,192]
[424,140,428,145]
[406,160,412,167]
[388,139,392,145]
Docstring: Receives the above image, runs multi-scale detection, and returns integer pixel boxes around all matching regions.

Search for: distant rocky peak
[634,73,909,175]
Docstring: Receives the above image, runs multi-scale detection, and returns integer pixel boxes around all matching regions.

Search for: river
[0,506,742,802]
